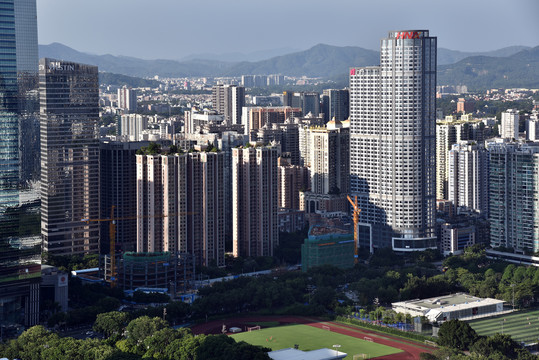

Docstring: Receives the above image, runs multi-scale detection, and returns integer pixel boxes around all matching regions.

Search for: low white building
[269,348,347,360]
[392,293,505,323]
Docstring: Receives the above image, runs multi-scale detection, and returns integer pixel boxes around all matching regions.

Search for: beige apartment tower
[136,150,225,267]
[232,145,279,257]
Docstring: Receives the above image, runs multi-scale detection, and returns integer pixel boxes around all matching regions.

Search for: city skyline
[36,0,539,60]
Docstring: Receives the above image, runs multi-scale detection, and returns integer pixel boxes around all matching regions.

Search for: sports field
[231,324,402,359]
[468,309,539,344]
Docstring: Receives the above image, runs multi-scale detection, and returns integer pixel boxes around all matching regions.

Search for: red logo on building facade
[395,31,423,39]
[350,68,356,75]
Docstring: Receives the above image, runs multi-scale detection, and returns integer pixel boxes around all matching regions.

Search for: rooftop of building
[307,225,353,243]
[392,293,504,312]
[136,142,221,155]
[269,348,347,360]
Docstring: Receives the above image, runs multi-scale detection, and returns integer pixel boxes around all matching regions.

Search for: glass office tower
[40,58,100,256]
[16,0,40,184]
[0,0,40,331]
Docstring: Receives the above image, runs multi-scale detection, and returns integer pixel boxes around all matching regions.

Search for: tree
[143,328,186,359]
[470,333,521,359]
[164,335,204,360]
[93,311,130,340]
[437,320,478,350]
[311,286,337,310]
[195,335,270,360]
[9,325,60,360]
[125,316,169,355]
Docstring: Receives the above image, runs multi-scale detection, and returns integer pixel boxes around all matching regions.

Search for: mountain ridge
[39,42,539,90]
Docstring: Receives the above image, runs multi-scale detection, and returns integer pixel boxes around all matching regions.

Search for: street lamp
[511,284,516,310]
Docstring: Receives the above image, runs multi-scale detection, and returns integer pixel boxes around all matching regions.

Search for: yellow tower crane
[347,195,361,264]
[82,206,195,287]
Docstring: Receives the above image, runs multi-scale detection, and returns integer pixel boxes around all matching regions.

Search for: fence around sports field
[337,316,436,343]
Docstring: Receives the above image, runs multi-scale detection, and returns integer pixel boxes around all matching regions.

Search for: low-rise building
[392,293,505,323]
[41,265,68,312]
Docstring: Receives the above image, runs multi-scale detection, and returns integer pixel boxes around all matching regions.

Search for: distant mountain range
[39,43,232,78]
[438,46,539,90]
[39,43,539,90]
[179,47,301,62]
[437,46,531,66]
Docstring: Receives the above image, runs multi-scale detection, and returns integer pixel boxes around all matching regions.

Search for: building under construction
[101,251,195,295]
[301,225,354,271]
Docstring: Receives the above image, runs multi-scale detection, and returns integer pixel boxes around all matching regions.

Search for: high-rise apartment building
[136,149,225,266]
[299,119,350,215]
[119,114,149,141]
[488,141,539,252]
[40,59,100,255]
[232,145,278,257]
[117,86,138,113]
[242,106,302,135]
[100,140,154,254]
[253,122,300,165]
[448,141,488,216]
[241,75,254,88]
[278,156,309,210]
[309,120,350,195]
[457,98,474,113]
[297,114,326,167]
[436,115,488,200]
[0,0,40,329]
[284,91,320,117]
[322,89,349,123]
[526,111,539,141]
[267,74,284,86]
[212,84,245,125]
[350,30,437,251]
[500,109,519,140]
[436,123,457,200]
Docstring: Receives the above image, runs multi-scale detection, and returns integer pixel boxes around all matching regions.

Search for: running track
[191,316,436,360]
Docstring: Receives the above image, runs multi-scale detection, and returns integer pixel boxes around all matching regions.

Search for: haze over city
[37,0,539,59]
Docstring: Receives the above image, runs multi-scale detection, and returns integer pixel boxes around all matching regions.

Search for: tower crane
[347,195,361,264]
[82,206,195,287]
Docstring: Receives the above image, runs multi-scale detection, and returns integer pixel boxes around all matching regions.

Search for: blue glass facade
[0,0,19,210]
[0,0,40,330]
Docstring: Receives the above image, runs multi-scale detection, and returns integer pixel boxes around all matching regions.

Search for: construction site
[82,206,198,297]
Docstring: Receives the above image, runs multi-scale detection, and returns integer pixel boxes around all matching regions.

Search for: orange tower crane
[82,206,195,287]
[347,195,361,264]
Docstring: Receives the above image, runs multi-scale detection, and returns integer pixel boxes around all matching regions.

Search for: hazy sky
[37,0,539,60]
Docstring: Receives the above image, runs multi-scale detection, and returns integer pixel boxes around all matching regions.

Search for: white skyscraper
[350,30,437,251]
[500,109,519,140]
[436,123,457,200]
[119,114,149,141]
[117,86,138,113]
[448,141,488,216]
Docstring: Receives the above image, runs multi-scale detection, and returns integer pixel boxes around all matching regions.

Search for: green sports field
[231,324,402,359]
[468,309,539,344]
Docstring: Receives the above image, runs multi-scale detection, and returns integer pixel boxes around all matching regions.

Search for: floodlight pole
[511,284,515,310]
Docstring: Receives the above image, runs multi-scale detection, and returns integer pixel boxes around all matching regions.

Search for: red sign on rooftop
[395,31,424,39]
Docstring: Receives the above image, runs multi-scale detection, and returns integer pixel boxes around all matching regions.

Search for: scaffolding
[301,225,355,271]
[100,251,196,296]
